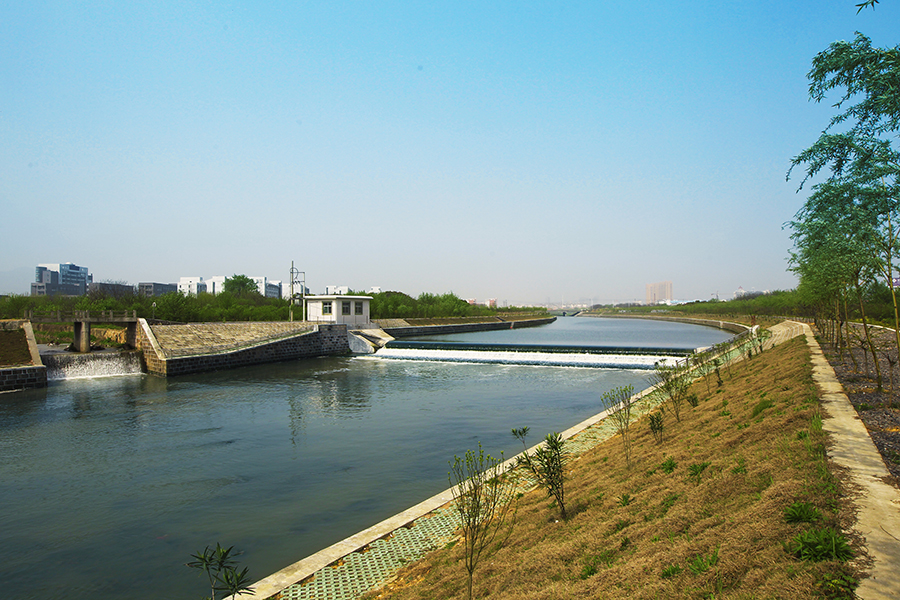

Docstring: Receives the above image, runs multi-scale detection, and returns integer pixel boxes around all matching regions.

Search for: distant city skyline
[2,260,787,306]
[3,3,896,305]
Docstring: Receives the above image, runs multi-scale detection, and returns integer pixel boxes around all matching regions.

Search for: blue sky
[2,1,898,305]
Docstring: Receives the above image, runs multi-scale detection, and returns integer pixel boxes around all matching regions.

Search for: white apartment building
[252,277,282,299]
[178,276,207,295]
[206,276,227,295]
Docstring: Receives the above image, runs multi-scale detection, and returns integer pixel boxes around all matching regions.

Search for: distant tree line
[0,286,545,323]
[362,291,544,320]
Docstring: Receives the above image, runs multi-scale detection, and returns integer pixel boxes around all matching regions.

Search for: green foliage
[688,462,711,485]
[660,456,677,474]
[751,398,775,418]
[785,528,853,562]
[612,518,632,533]
[649,412,664,444]
[788,31,900,363]
[618,492,632,507]
[661,564,682,579]
[223,274,260,297]
[367,290,548,320]
[651,362,691,422]
[580,549,617,578]
[659,492,679,517]
[185,543,254,600]
[449,443,517,600]
[512,428,569,520]
[817,571,858,599]
[687,547,719,575]
[1,289,291,323]
[599,385,635,469]
[784,501,821,524]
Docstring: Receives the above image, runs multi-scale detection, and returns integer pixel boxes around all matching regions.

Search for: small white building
[304,295,372,327]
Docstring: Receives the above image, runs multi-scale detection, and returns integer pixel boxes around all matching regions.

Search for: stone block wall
[0,365,48,392]
[382,317,556,338]
[0,320,47,392]
[137,321,350,377]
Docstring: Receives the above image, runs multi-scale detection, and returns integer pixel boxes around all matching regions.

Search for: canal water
[0,317,732,600]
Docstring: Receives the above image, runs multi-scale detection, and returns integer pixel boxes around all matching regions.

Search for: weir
[374,340,695,369]
[41,351,144,380]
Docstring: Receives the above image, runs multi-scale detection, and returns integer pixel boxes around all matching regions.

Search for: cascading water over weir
[42,351,144,380]
[371,340,696,369]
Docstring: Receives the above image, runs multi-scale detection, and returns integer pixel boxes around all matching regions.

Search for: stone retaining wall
[0,320,47,392]
[137,320,350,377]
[382,316,556,338]
[0,365,47,392]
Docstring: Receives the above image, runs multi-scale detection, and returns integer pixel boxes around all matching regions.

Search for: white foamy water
[43,352,144,380]
[369,347,681,369]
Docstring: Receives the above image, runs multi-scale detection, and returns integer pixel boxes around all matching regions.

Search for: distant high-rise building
[32,263,92,296]
[88,282,135,297]
[253,277,283,298]
[139,282,177,296]
[646,281,673,305]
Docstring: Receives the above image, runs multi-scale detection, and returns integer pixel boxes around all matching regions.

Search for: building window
[322,301,332,315]
[355,301,363,315]
[342,301,351,315]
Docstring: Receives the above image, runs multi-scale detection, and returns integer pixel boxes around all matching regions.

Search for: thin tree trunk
[844,293,859,371]
[856,280,883,391]
[835,296,844,361]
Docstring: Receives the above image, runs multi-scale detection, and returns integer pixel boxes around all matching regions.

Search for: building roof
[304,295,373,301]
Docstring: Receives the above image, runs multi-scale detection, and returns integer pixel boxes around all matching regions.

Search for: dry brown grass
[366,336,863,600]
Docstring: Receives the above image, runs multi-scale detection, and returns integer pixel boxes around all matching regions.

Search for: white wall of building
[206,276,227,295]
[178,276,206,295]
[305,295,372,327]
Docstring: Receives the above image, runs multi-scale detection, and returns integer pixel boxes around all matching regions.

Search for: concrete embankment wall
[0,320,47,392]
[381,316,556,338]
[137,320,350,377]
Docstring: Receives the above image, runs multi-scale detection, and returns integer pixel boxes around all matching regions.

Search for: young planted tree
[449,444,517,600]
[512,428,569,520]
[599,385,635,469]
[186,543,254,600]
[650,361,690,422]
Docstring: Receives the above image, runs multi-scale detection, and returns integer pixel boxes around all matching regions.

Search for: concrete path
[792,321,900,599]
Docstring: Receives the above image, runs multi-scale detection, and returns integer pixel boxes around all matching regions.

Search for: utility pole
[289,262,306,322]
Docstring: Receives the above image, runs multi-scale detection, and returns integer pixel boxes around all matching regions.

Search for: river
[0,317,732,600]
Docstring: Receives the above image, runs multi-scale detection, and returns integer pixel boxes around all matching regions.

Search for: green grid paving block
[279,508,460,600]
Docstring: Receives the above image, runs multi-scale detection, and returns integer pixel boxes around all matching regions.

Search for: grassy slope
[0,329,33,367]
[369,336,861,600]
